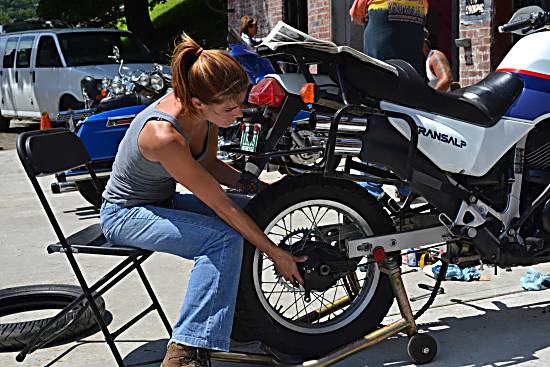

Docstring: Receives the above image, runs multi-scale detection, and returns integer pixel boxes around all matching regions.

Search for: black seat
[15,128,172,366]
[46,223,145,257]
[339,54,523,126]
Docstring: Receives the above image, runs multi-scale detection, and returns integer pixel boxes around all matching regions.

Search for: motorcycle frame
[239,45,550,268]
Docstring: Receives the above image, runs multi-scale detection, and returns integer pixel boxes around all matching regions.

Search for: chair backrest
[17,128,91,178]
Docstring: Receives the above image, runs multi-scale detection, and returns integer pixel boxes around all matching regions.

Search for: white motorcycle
[225,4,550,364]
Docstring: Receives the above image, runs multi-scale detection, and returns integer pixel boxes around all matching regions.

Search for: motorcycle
[222,5,550,362]
[52,47,172,207]
[53,33,328,207]
[80,45,172,112]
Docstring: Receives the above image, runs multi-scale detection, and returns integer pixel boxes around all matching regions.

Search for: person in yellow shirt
[350,0,429,76]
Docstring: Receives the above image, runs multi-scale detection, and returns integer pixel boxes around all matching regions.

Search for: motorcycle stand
[210,252,437,366]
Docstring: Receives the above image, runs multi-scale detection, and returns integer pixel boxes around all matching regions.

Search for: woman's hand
[268,247,308,286]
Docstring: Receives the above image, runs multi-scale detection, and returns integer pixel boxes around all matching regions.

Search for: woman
[100,33,306,367]
[240,15,262,47]
[350,0,429,76]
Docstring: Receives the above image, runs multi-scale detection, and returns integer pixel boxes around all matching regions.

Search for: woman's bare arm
[199,124,241,189]
[139,121,305,284]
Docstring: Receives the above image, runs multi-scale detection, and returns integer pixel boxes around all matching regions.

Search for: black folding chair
[15,128,172,366]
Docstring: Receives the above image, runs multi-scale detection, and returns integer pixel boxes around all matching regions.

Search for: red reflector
[373,246,386,263]
[248,78,286,107]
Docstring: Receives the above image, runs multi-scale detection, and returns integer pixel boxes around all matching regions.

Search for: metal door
[33,34,63,118]
[13,35,37,118]
[331,0,363,51]
[1,36,19,117]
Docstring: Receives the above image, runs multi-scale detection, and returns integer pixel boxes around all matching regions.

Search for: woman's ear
[191,97,205,111]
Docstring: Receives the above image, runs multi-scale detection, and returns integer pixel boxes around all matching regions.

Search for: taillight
[248,78,286,107]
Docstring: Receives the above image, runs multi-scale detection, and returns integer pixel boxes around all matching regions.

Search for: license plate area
[239,122,262,153]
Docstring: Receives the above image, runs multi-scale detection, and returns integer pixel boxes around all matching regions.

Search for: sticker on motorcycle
[240,122,262,153]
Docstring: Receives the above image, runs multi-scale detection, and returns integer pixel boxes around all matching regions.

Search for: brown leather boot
[161,343,211,367]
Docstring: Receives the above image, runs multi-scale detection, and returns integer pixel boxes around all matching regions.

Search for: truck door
[0,37,19,117]
[33,35,63,119]
[13,35,38,118]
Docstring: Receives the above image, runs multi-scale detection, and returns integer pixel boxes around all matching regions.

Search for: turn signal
[248,78,286,107]
[300,83,316,104]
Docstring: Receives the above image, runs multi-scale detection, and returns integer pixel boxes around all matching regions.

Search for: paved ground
[1,146,550,367]
[0,120,43,151]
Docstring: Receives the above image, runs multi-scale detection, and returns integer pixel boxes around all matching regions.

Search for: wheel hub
[278,228,358,293]
[296,242,346,292]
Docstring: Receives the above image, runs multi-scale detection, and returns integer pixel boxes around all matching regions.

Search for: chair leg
[134,259,173,336]
[66,251,126,367]
[80,275,126,366]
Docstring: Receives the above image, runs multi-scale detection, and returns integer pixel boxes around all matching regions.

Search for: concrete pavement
[1,148,550,367]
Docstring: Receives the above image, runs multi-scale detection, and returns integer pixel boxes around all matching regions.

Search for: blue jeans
[99,193,246,351]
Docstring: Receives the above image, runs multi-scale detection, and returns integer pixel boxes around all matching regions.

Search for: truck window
[2,37,19,69]
[16,36,35,68]
[57,31,153,66]
[36,36,62,67]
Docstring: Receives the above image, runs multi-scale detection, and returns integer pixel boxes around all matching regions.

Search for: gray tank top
[102,95,211,207]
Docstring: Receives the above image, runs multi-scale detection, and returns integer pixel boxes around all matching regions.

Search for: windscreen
[57,31,153,66]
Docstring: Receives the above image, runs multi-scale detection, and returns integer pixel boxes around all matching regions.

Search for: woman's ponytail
[170,33,249,117]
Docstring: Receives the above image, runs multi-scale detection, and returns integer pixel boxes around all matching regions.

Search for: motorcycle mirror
[80,76,99,108]
[112,46,120,60]
[506,5,544,35]
[80,76,99,101]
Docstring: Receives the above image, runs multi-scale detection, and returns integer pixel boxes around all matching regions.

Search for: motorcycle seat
[338,52,523,126]
[380,59,524,126]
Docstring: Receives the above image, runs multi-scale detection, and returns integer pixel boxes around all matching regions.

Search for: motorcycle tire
[0,285,106,352]
[76,179,106,209]
[233,174,396,358]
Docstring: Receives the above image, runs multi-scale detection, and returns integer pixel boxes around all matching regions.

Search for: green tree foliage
[36,0,165,28]
[0,0,40,23]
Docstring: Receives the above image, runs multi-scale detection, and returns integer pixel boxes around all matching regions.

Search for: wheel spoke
[255,198,384,333]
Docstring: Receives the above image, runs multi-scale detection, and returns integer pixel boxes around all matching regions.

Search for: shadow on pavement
[121,298,550,366]
[350,298,550,367]
[64,206,100,220]
[123,338,166,366]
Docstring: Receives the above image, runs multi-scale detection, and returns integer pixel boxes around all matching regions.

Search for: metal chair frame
[15,128,172,366]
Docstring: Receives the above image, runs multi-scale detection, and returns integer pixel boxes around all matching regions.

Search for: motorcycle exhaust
[306,136,363,155]
[314,115,368,133]
[334,138,363,155]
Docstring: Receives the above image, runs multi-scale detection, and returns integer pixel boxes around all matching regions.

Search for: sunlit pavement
[1,148,549,367]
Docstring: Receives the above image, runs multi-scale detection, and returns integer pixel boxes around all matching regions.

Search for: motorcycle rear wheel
[233,174,395,358]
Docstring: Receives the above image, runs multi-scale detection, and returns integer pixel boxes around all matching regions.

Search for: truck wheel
[59,95,84,113]
[0,116,10,132]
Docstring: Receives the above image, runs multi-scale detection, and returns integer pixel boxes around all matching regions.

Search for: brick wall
[458,0,494,86]
[227,0,281,37]
[227,0,332,41]
[308,0,332,41]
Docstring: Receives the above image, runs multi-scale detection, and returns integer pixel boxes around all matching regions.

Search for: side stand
[210,252,438,366]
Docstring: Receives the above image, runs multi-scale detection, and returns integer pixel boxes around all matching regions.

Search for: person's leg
[100,201,244,351]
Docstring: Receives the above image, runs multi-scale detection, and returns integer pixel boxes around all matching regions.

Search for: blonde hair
[170,33,249,117]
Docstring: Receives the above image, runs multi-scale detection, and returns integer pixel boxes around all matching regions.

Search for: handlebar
[499,11,548,33]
